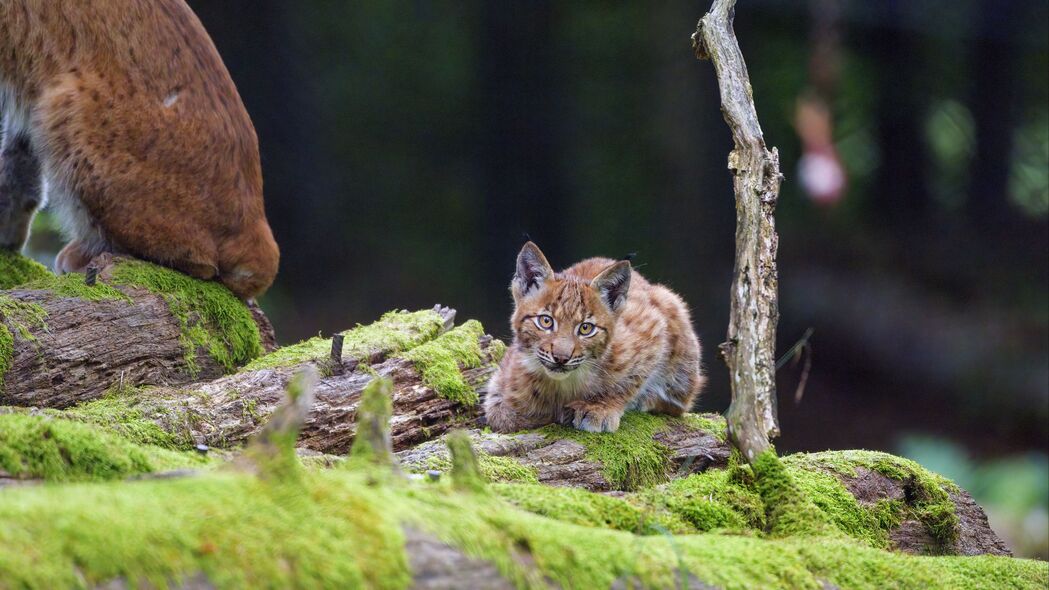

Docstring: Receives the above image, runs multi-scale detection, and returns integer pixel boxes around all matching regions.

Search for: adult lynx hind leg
[0,122,43,250]
[35,71,276,298]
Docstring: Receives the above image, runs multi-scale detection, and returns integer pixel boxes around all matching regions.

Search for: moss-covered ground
[0,463,1044,589]
[0,396,1043,588]
[0,413,210,482]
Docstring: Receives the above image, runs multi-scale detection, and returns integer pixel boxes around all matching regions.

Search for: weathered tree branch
[693,0,783,463]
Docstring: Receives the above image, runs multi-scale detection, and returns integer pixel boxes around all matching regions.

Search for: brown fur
[485,242,705,433]
[0,0,278,298]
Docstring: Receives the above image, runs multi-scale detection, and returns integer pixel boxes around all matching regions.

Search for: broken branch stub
[693,0,784,463]
[236,367,318,479]
[349,377,401,474]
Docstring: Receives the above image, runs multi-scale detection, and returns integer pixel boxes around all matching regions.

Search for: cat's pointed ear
[591,261,631,312]
[513,242,554,300]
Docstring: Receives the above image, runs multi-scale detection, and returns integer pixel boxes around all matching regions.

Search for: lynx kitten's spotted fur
[485,242,705,433]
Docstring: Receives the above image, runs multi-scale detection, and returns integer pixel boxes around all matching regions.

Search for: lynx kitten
[485,242,705,433]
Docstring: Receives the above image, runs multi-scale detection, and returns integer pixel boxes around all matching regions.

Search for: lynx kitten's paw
[568,403,622,433]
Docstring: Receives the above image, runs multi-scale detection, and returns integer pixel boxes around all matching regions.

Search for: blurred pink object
[796,95,847,206]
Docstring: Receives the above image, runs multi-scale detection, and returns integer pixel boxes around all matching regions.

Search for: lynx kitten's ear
[513,241,554,300]
[592,261,632,312]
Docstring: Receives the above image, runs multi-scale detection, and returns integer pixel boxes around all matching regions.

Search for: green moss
[478,454,539,484]
[753,450,837,538]
[0,467,1045,589]
[398,320,486,405]
[784,450,962,548]
[0,295,48,393]
[633,466,766,534]
[22,271,129,302]
[58,392,187,449]
[394,477,1047,590]
[0,325,11,393]
[0,250,50,289]
[0,472,409,589]
[0,294,47,340]
[493,483,690,535]
[680,412,729,441]
[540,412,674,491]
[0,413,208,482]
[110,260,262,374]
[244,309,447,371]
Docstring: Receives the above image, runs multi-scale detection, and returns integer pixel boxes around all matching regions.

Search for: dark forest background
[24,0,1049,557]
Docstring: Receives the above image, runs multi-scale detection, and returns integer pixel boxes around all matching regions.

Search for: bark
[692,0,783,463]
[60,329,498,455]
[1,284,276,409]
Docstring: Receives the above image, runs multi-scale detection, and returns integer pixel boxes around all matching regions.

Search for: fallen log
[13,304,497,455]
[0,253,275,408]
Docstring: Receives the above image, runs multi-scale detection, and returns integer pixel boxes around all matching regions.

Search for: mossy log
[0,382,1042,589]
[103,320,499,454]
[0,253,275,408]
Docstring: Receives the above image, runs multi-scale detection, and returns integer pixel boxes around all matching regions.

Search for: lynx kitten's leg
[0,133,42,250]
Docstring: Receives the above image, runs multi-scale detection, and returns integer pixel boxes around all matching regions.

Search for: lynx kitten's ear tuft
[513,241,554,300]
[592,260,632,312]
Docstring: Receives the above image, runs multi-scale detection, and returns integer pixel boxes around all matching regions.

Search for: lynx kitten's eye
[534,314,555,330]
[577,322,596,337]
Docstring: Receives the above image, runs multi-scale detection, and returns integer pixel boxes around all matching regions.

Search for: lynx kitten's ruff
[485,242,705,433]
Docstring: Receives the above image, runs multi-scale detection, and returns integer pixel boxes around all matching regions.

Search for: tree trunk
[692,0,783,463]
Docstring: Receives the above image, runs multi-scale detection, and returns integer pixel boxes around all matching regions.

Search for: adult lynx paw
[567,403,623,433]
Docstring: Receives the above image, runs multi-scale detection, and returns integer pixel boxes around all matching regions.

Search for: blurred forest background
[22,0,1049,558]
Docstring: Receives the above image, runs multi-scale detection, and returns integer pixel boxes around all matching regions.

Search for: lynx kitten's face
[510,243,630,384]
[513,279,615,381]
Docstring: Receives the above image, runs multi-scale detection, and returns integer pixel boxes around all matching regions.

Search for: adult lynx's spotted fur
[485,242,705,433]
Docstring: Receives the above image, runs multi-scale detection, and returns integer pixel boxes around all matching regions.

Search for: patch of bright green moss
[477,454,539,484]
[244,309,447,371]
[110,260,262,374]
[632,465,766,534]
[540,412,674,491]
[22,272,129,302]
[784,450,962,548]
[753,451,838,538]
[493,483,690,535]
[0,250,50,289]
[0,413,208,482]
[398,320,486,405]
[395,474,1048,590]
